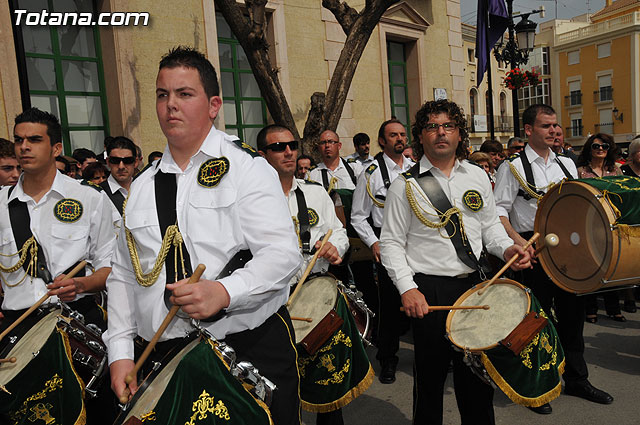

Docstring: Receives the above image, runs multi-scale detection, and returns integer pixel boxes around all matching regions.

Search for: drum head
[288,275,338,344]
[535,181,617,293]
[122,339,200,422]
[447,279,530,351]
[0,309,60,386]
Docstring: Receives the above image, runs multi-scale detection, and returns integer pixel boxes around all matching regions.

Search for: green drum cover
[579,176,640,225]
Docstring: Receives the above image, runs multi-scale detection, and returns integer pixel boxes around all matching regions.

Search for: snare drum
[115,335,274,425]
[446,279,565,407]
[535,177,640,293]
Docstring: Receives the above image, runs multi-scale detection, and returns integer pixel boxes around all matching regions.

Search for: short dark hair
[148,151,163,164]
[159,46,220,98]
[106,136,137,157]
[297,154,316,167]
[14,108,62,146]
[353,132,370,147]
[577,133,620,171]
[507,137,524,148]
[522,104,556,128]
[55,155,71,173]
[411,100,469,160]
[0,138,15,159]
[256,124,294,152]
[82,161,109,180]
[378,119,404,141]
[72,148,97,165]
[480,139,504,154]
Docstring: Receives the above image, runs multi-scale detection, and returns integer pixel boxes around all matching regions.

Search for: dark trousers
[586,291,622,316]
[412,273,495,425]
[518,263,589,384]
[223,305,301,425]
[317,409,343,425]
[375,262,409,363]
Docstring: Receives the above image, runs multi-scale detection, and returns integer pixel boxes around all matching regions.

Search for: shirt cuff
[495,205,509,218]
[363,235,379,249]
[395,275,418,295]
[219,274,248,310]
[106,338,135,365]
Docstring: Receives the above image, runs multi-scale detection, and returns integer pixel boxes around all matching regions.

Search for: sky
[461,1,607,26]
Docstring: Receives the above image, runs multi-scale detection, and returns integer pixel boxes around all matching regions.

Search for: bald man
[308,130,363,190]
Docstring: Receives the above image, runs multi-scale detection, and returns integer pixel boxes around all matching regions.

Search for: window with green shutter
[387,41,411,141]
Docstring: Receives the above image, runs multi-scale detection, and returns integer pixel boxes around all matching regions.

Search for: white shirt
[308,159,363,190]
[286,178,349,280]
[102,125,302,364]
[380,157,514,295]
[346,152,374,167]
[494,144,577,233]
[0,172,114,310]
[351,153,414,248]
[104,174,128,230]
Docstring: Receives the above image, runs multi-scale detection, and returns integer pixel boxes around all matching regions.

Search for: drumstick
[401,305,490,312]
[120,264,206,404]
[290,316,313,322]
[477,232,540,296]
[533,233,559,256]
[0,260,87,343]
[0,357,17,364]
[286,230,333,307]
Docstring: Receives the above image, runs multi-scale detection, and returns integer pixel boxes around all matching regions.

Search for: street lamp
[494,2,544,137]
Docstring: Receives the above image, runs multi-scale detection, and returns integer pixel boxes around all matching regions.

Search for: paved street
[301,305,640,424]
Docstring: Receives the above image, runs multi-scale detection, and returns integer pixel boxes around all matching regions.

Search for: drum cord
[327,176,338,194]
[0,236,38,287]
[366,175,384,208]
[508,162,555,201]
[123,196,188,287]
[292,216,303,250]
[404,180,465,241]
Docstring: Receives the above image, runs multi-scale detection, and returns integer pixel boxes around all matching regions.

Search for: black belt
[415,271,481,282]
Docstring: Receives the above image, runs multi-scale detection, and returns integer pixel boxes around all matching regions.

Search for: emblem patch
[366,164,378,175]
[197,157,230,188]
[308,208,319,227]
[462,190,483,212]
[53,199,83,222]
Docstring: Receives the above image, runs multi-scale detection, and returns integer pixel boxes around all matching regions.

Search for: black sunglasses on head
[264,141,298,152]
[108,156,136,165]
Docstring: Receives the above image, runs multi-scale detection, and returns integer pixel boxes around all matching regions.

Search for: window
[15,0,110,154]
[387,41,411,140]
[469,88,477,117]
[569,113,582,138]
[597,42,611,58]
[541,47,550,75]
[467,48,475,64]
[568,50,580,65]
[518,79,551,110]
[566,80,582,106]
[596,75,612,102]
[598,109,613,134]
[217,13,267,148]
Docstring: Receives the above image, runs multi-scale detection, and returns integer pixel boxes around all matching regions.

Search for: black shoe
[586,315,598,324]
[623,300,637,313]
[527,403,552,414]
[378,358,398,384]
[608,314,626,322]
[565,382,613,404]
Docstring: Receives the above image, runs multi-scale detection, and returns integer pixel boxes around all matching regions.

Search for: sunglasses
[318,140,339,146]
[263,141,298,152]
[511,145,524,151]
[108,156,136,165]
[591,143,610,151]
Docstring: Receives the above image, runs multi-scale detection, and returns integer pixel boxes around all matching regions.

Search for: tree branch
[322,0,359,36]
[246,0,268,49]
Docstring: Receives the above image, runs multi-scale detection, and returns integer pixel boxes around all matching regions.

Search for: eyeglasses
[424,122,457,133]
[511,145,525,152]
[263,141,299,152]
[591,143,610,151]
[108,156,136,165]
[318,140,339,146]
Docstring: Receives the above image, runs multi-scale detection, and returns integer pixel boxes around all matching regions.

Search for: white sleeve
[494,160,519,218]
[351,170,378,247]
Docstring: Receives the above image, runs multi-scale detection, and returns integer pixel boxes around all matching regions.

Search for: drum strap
[155,170,247,322]
[374,152,391,190]
[408,164,484,273]
[294,187,312,254]
[321,169,330,190]
[6,186,85,282]
[518,148,572,200]
[342,158,357,186]
[99,180,125,216]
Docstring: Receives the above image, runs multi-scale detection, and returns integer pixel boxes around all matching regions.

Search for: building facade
[0,0,466,160]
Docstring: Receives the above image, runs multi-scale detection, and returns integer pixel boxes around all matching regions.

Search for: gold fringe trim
[206,338,274,425]
[480,352,565,408]
[616,224,640,241]
[301,363,375,413]
[58,327,87,425]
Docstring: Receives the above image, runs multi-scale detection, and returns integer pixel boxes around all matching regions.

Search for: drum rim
[289,274,341,344]
[445,278,531,352]
[535,180,619,293]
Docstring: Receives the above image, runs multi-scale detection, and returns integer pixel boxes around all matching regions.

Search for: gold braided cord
[366,175,384,208]
[327,176,338,193]
[0,236,38,288]
[508,161,556,201]
[292,216,302,249]
[404,179,467,241]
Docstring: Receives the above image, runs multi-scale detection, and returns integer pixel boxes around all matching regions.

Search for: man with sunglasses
[308,130,363,190]
[380,100,529,425]
[494,104,613,414]
[506,137,525,157]
[101,136,139,216]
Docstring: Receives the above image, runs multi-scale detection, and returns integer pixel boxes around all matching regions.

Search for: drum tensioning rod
[119,263,206,404]
[610,223,640,230]
[0,260,87,343]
